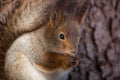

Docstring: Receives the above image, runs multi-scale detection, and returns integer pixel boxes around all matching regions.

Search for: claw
[72,56,80,66]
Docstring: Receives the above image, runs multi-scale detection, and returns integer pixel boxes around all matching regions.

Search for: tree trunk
[70,0,120,80]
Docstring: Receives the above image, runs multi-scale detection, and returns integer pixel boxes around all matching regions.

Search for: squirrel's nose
[64,48,77,56]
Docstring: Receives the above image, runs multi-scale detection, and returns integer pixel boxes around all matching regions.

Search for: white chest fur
[5,31,70,80]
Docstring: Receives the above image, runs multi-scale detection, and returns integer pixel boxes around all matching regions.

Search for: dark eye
[59,33,65,40]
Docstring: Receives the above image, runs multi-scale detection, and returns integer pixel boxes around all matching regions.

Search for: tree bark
[70,0,120,80]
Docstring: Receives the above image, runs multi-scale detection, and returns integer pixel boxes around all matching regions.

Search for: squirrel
[0,0,89,80]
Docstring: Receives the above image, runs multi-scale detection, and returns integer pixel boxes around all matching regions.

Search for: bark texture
[70,0,120,80]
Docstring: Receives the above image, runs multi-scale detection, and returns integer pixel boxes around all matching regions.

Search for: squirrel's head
[45,19,80,56]
[44,0,89,56]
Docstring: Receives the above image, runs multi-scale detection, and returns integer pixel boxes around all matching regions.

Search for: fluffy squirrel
[0,0,89,80]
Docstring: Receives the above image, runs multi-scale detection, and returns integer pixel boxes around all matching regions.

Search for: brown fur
[35,52,75,71]
[0,0,89,80]
[0,0,59,79]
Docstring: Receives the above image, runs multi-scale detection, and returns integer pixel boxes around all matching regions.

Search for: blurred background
[70,0,120,80]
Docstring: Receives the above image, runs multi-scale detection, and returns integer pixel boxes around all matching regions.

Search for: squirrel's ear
[74,0,90,24]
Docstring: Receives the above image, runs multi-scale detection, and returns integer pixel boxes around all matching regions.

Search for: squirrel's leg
[5,52,46,80]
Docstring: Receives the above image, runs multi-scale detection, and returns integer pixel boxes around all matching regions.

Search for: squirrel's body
[0,0,89,80]
[6,26,70,80]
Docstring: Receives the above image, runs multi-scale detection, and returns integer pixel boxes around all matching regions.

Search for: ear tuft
[75,0,90,24]
[53,0,90,24]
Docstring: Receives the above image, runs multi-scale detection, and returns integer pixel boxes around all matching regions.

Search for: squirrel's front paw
[62,55,79,69]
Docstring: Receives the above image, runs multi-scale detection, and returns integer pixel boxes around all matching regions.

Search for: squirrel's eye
[59,33,65,40]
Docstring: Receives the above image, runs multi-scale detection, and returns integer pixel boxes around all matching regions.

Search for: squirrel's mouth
[64,52,80,66]
[64,53,77,60]
[63,52,75,56]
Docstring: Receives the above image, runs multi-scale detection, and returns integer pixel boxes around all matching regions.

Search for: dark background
[70,0,120,80]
